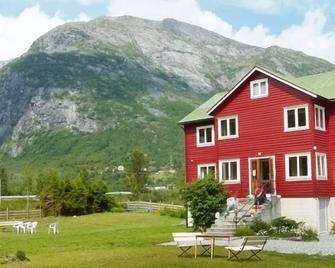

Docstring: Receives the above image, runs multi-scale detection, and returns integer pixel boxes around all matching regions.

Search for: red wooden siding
[184,70,335,198]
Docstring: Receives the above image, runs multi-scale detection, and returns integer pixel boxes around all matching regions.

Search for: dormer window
[196,125,214,147]
[250,78,268,99]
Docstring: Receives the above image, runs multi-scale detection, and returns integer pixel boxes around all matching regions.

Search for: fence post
[6,206,9,221]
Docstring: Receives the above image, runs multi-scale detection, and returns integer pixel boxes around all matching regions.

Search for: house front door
[250,157,275,195]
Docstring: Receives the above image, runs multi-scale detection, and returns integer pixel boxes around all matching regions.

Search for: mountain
[0,16,334,176]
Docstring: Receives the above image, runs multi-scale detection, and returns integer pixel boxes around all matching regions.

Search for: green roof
[285,70,335,99]
[179,92,227,124]
[179,67,335,124]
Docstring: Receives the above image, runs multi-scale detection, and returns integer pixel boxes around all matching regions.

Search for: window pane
[289,157,297,177]
[287,110,296,128]
[222,162,229,181]
[199,129,205,143]
[208,166,215,177]
[221,120,228,136]
[206,127,212,143]
[299,156,308,176]
[260,81,267,95]
[200,167,206,179]
[252,83,259,96]
[229,118,236,135]
[230,162,237,180]
[317,156,321,176]
[320,109,324,129]
[298,108,306,127]
[315,107,319,128]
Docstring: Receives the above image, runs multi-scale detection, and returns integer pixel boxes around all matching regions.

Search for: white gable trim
[208,66,318,115]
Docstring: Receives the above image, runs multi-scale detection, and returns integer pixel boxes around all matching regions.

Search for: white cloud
[0,5,91,61]
[108,0,233,37]
[76,0,104,6]
[107,0,335,63]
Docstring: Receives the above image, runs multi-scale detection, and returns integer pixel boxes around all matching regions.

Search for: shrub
[159,208,186,219]
[301,227,319,241]
[111,207,126,213]
[250,219,270,234]
[331,221,335,234]
[15,251,28,261]
[271,217,300,230]
[235,226,256,236]
[181,177,226,232]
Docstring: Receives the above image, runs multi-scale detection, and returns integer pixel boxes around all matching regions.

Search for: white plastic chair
[26,221,38,234]
[48,222,59,234]
[12,221,24,233]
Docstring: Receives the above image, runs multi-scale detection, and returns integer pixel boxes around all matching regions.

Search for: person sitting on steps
[254,183,267,206]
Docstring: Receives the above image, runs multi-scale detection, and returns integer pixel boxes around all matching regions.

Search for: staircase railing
[233,197,255,230]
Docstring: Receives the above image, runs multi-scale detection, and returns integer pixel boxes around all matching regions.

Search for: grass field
[0,212,335,267]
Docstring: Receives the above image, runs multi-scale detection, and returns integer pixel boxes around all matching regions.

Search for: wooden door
[251,159,260,194]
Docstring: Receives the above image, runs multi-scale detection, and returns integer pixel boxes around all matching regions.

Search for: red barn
[180,65,335,232]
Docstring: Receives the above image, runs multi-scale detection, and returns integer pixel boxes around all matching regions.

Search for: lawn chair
[226,236,268,260]
[12,221,24,233]
[26,221,38,234]
[48,222,59,234]
[172,232,211,257]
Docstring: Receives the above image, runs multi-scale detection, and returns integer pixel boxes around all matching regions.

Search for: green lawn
[0,212,334,267]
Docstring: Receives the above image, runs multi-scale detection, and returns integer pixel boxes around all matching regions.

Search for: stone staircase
[208,197,271,235]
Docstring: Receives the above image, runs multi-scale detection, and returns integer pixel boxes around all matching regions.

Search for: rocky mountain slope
[0,16,334,175]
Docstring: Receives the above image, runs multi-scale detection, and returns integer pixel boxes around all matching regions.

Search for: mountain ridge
[0,16,334,179]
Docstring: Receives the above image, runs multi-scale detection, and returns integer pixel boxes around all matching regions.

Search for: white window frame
[285,152,311,181]
[197,163,216,179]
[315,152,327,180]
[250,78,269,99]
[284,104,309,132]
[196,125,215,147]
[219,159,241,184]
[218,115,239,140]
[314,105,326,131]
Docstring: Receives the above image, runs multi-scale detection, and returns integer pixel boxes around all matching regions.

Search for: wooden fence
[0,208,42,221]
[126,201,183,212]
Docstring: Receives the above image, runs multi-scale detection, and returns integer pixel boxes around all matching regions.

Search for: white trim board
[208,66,318,115]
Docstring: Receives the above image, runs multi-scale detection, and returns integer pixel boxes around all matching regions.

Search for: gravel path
[265,234,335,256]
[160,234,335,256]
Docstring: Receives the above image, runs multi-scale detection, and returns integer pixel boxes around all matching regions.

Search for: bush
[300,227,319,241]
[111,207,126,213]
[331,221,335,234]
[15,251,28,261]
[235,226,256,236]
[271,217,300,230]
[181,177,226,232]
[250,219,270,234]
[159,208,186,219]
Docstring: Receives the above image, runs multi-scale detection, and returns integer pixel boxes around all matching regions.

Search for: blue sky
[1,0,335,63]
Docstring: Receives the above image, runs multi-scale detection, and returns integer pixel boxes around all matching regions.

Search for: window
[250,78,268,99]
[315,105,326,131]
[218,116,239,139]
[316,153,327,180]
[219,159,240,183]
[285,153,311,181]
[196,125,214,147]
[197,164,216,179]
[284,105,309,131]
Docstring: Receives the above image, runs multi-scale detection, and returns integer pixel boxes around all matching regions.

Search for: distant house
[179,65,335,232]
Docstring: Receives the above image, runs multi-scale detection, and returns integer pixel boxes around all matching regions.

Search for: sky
[1,0,335,63]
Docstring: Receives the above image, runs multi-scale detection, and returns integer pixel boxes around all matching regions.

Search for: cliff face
[0,16,334,172]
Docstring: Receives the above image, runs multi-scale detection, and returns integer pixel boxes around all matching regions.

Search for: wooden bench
[172,232,211,257]
[226,236,268,260]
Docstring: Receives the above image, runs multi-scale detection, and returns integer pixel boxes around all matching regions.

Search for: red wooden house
[179,66,335,232]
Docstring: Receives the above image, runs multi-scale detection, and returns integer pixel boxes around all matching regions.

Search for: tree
[181,177,226,232]
[0,166,9,196]
[127,150,148,196]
